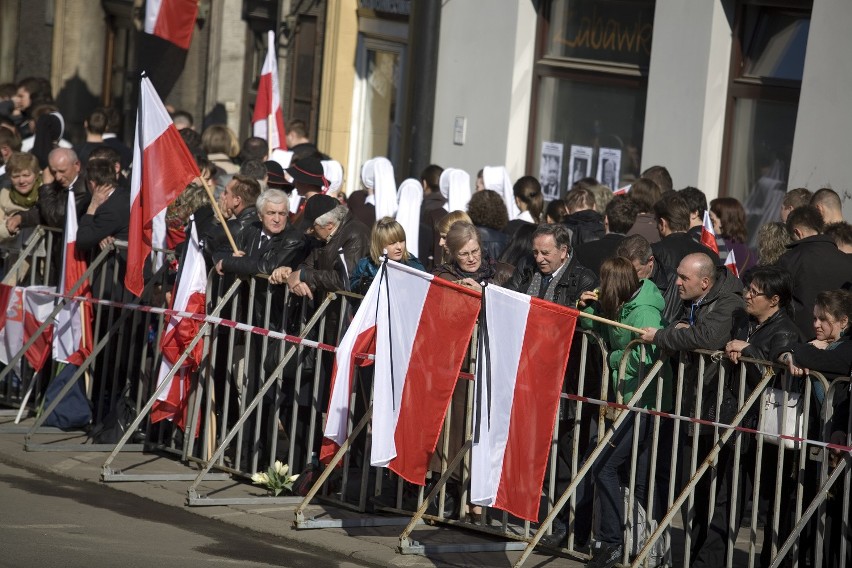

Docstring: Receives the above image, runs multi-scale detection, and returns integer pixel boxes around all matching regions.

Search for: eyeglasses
[743,288,767,298]
[456,248,481,260]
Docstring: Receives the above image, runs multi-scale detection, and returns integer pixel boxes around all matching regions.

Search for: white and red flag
[252,30,287,151]
[470,285,578,522]
[126,76,200,297]
[144,0,197,50]
[151,220,207,429]
[140,0,198,98]
[725,248,740,277]
[53,187,93,366]
[0,286,55,373]
[369,262,480,484]
[320,264,382,464]
[700,210,719,254]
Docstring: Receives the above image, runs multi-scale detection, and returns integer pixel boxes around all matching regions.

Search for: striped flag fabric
[252,31,287,151]
[700,210,719,254]
[144,0,197,50]
[370,261,480,484]
[53,187,93,366]
[139,0,198,97]
[320,260,382,464]
[470,285,578,522]
[725,248,740,277]
[151,220,206,429]
[126,76,200,297]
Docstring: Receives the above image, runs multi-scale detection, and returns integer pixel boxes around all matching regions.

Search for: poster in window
[568,145,594,188]
[539,142,564,201]
[597,147,622,192]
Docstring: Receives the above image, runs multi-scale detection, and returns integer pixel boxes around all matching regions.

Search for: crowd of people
[2,75,852,568]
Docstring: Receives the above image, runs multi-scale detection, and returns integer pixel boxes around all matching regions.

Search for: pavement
[0,414,585,568]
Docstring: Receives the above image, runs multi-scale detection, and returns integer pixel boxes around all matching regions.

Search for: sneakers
[586,542,624,568]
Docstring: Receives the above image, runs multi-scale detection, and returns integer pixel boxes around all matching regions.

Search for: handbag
[759,385,804,450]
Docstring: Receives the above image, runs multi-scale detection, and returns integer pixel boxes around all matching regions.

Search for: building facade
[2,0,850,224]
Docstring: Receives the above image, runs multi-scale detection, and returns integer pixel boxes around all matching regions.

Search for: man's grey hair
[532,223,572,250]
[316,204,348,227]
[49,147,78,164]
[255,189,289,217]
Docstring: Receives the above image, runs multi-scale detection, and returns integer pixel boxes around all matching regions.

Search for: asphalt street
[0,459,365,568]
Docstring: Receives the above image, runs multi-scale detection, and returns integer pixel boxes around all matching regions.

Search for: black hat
[285,156,327,188]
[304,194,338,224]
[264,160,289,191]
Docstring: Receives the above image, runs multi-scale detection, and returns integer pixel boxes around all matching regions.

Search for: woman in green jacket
[576,256,671,568]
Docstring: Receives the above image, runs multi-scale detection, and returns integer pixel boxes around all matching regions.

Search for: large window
[722,1,811,243]
[529,0,654,200]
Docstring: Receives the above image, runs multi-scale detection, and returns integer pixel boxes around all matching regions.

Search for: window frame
[718,0,812,196]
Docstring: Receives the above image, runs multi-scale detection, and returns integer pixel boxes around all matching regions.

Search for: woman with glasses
[432,220,512,292]
[727,272,833,568]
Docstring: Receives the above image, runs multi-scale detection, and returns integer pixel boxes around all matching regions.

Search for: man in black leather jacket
[214,188,304,278]
[505,223,598,307]
[205,174,261,261]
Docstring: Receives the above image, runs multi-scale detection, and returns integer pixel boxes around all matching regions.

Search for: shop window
[530,0,654,200]
[722,2,810,243]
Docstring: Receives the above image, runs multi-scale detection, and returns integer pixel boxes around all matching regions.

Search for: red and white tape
[32,289,852,455]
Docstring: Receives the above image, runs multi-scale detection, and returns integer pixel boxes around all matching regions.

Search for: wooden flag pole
[576,310,646,335]
[198,177,239,253]
[267,113,274,156]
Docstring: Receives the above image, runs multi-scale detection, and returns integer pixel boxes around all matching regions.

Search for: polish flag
[126,76,200,297]
[725,248,740,278]
[23,287,55,372]
[0,283,12,330]
[53,187,93,366]
[151,220,207,430]
[613,184,632,195]
[470,285,578,522]
[320,263,383,464]
[144,0,197,50]
[370,262,480,484]
[700,210,719,254]
[252,31,287,151]
[0,286,52,374]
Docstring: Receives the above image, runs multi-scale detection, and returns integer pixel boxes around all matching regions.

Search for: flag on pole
[21,286,55,373]
[320,266,382,464]
[700,210,719,254]
[252,30,287,151]
[151,220,207,429]
[53,187,93,366]
[370,262,480,484]
[725,248,740,277]
[0,283,12,330]
[470,285,578,522]
[126,75,200,297]
[138,0,198,97]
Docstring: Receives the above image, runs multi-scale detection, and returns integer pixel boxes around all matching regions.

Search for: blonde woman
[350,217,424,294]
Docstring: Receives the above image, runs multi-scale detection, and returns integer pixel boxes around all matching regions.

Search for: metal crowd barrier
[2,242,850,568]
[0,226,61,415]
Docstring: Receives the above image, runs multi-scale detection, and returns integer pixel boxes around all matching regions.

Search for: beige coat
[0,187,33,241]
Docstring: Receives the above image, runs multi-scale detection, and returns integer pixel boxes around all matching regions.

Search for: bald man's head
[675,252,716,301]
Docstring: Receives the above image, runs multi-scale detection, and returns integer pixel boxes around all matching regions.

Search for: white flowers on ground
[251,461,299,496]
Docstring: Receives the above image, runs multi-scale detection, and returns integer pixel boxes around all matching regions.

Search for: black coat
[477,225,509,261]
[771,336,852,381]
[776,234,852,339]
[563,209,605,247]
[653,266,747,419]
[299,211,371,298]
[731,310,805,387]
[218,222,305,276]
[76,185,130,251]
[573,233,625,278]
[652,231,720,272]
[505,255,599,308]
[648,260,682,326]
[17,175,90,230]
